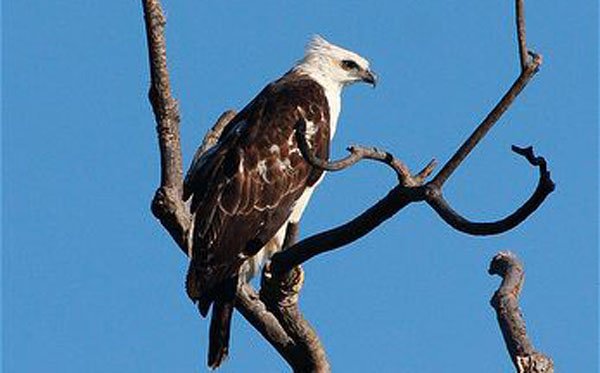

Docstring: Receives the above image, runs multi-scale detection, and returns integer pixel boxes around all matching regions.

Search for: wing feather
[186,74,331,301]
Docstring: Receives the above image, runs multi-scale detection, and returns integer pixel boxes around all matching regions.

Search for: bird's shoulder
[184,73,330,204]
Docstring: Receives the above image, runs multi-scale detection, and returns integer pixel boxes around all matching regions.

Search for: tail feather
[186,261,238,369]
[198,296,212,318]
[208,297,234,369]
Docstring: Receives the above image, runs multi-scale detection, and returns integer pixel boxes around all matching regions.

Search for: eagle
[183,35,376,368]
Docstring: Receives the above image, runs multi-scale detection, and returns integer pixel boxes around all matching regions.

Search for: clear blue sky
[3,1,598,372]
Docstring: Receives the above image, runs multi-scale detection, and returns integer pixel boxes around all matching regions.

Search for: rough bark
[489,252,554,373]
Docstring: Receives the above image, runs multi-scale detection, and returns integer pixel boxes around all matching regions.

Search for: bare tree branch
[235,284,299,367]
[260,265,330,372]
[489,252,554,373]
[424,145,555,235]
[142,0,190,253]
[295,119,436,184]
[235,223,330,372]
[261,223,330,372]
[429,0,542,189]
[270,0,550,275]
[515,0,529,71]
[271,184,421,275]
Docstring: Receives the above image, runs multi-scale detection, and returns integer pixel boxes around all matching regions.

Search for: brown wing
[185,74,330,302]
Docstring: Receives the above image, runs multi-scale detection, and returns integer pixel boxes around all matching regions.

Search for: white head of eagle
[294,35,377,89]
[183,35,375,369]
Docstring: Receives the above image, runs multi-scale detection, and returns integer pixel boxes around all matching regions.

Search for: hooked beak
[361,69,377,87]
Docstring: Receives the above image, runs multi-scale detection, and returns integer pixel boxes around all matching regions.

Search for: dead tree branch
[426,145,555,235]
[295,120,437,184]
[143,0,189,253]
[429,0,542,189]
[142,0,554,370]
[270,0,550,275]
[261,223,330,372]
[489,252,554,373]
[234,224,331,372]
[429,51,542,189]
[235,284,299,368]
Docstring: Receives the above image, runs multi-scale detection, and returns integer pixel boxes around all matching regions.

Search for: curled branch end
[425,146,554,236]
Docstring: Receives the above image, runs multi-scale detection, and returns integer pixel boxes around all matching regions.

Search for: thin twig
[489,252,554,372]
[295,119,431,184]
[194,110,237,163]
[516,0,529,71]
[429,53,542,189]
[184,110,236,201]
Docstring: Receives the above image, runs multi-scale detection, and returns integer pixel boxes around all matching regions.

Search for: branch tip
[489,251,554,372]
[489,251,522,278]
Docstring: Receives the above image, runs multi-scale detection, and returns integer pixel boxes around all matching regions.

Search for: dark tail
[206,276,237,369]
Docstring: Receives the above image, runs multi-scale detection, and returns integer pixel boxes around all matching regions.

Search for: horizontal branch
[270,185,422,275]
[424,146,555,235]
[489,252,554,372]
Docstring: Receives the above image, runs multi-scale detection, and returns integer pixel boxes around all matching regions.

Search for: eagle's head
[295,35,377,88]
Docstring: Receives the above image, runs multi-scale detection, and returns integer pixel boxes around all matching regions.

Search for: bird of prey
[183,35,376,368]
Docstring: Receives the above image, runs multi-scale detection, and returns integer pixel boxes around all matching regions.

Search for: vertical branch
[515,0,528,71]
[489,252,554,373]
[142,0,190,253]
[142,0,184,191]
